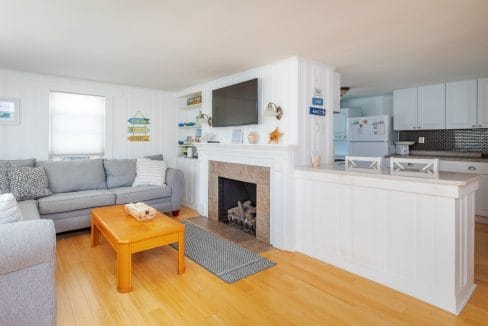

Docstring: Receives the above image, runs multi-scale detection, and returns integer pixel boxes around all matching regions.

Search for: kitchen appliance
[333,108,361,160]
[394,141,415,155]
[348,115,395,157]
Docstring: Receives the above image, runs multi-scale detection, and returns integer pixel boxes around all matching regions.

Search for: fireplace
[218,177,257,235]
[208,161,270,243]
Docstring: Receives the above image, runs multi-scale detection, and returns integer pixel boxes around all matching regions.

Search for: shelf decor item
[196,110,212,126]
[187,95,202,106]
[0,97,20,125]
[247,131,259,144]
[263,102,283,120]
[268,127,284,144]
[124,202,156,221]
[128,111,150,142]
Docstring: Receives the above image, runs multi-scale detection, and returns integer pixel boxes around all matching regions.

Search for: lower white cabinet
[176,157,201,211]
[440,160,488,217]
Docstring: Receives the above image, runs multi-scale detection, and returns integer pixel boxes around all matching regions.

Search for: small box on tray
[124,202,156,221]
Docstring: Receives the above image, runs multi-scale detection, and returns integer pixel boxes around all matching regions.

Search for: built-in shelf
[179,103,202,109]
[178,125,201,129]
[178,144,196,147]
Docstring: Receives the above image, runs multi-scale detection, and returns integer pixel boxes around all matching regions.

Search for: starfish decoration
[268,127,284,144]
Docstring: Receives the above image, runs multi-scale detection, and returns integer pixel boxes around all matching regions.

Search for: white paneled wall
[0,69,177,166]
[175,57,299,146]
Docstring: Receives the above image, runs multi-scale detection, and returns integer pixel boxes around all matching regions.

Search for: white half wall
[0,69,177,166]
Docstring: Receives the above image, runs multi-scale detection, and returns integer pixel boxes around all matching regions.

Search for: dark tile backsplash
[399,128,488,153]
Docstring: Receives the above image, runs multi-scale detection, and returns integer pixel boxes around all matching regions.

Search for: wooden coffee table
[91,205,185,293]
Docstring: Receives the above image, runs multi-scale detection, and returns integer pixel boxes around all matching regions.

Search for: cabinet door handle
[412,126,416,129]
[468,166,477,171]
[417,126,421,129]
[472,125,476,128]
[479,125,483,128]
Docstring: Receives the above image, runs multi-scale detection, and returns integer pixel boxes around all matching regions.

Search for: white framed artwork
[231,129,243,144]
[0,98,20,125]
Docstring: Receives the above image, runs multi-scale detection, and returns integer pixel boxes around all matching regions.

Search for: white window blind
[49,91,105,156]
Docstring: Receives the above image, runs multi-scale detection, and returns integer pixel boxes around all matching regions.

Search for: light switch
[419,137,425,144]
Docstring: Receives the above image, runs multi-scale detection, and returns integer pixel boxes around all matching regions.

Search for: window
[49,91,105,158]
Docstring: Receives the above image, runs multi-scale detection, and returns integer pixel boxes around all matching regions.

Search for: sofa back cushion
[0,158,36,168]
[36,158,107,193]
[104,159,136,189]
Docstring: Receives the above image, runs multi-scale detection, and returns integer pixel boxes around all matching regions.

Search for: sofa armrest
[0,220,56,276]
[166,168,184,211]
[0,219,56,325]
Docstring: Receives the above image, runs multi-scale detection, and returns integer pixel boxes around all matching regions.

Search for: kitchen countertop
[387,150,488,163]
[295,164,479,186]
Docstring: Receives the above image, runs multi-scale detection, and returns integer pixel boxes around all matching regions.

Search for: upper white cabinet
[446,80,478,129]
[478,78,488,128]
[393,88,417,130]
[417,84,445,129]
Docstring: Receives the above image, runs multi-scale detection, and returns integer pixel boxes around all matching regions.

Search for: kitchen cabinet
[393,88,417,130]
[446,80,478,129]
[478,78,488,128]
[417,84,445,129]
[440,160,488,217]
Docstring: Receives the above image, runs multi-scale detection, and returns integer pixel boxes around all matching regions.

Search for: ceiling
[1,0,487,98]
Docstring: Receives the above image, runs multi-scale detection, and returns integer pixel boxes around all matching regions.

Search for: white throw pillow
[0,193,23,224]
[132,158,167,187]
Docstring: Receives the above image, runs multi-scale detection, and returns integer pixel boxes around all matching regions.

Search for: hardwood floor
[56,207,488,325]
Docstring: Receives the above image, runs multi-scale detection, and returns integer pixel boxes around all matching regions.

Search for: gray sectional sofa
[2,156,184,233]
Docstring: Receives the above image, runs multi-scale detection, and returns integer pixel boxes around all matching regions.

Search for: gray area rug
[171,221,276,283]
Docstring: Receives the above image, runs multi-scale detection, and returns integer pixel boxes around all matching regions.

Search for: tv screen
[212,78,258,127]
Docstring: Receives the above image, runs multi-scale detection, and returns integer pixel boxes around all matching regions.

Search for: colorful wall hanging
[128,111,150,142]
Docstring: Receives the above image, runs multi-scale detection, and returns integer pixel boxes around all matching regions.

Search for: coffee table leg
[91,220,99,247]
[117,243,132,292]
[178,230,185,274]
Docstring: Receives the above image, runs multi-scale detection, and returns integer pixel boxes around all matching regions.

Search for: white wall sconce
[264,102,283,120]
[196,110,212,126]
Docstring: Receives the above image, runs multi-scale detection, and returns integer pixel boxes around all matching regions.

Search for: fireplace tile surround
[208,161,270,242]
[195,143,296,250]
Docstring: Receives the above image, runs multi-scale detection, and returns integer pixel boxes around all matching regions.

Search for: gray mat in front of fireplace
[170,221,276,283]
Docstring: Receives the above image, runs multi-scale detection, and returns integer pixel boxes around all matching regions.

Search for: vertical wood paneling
[0,70,175,162]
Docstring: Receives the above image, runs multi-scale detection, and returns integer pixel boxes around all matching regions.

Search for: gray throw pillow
[0,166,9,194]
[7,164,52,201]
[104,159,137,188]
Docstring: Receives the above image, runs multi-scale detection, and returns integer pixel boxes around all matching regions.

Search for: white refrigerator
[348,115,395,157]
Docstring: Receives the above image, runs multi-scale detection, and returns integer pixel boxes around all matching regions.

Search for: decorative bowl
[178,122,185,127]
[178,140,184,145]
[184,122,196,126]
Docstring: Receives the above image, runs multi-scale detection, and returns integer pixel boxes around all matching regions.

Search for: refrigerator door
[349,115,391,142]
[349,141,393,157]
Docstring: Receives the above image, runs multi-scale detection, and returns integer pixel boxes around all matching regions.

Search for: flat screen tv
[212,78,258,127]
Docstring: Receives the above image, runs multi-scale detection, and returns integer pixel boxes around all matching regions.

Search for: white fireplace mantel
[194,143,297,250]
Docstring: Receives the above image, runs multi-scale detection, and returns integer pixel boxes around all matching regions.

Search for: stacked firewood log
[227,200,256,229]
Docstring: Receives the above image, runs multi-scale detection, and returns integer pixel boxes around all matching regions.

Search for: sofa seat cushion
[17,200,40,220]
[110,185,171,204]
[38,189,115,214]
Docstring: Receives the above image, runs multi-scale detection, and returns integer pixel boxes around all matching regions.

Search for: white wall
[175,57,338,165]
[0,69,177,166]
[175,57,299,146]
[341,94,393,116]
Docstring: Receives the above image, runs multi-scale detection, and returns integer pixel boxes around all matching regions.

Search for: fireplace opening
[218,177,257,236]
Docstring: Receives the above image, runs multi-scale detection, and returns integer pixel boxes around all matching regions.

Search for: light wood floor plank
[55,206,488,325]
